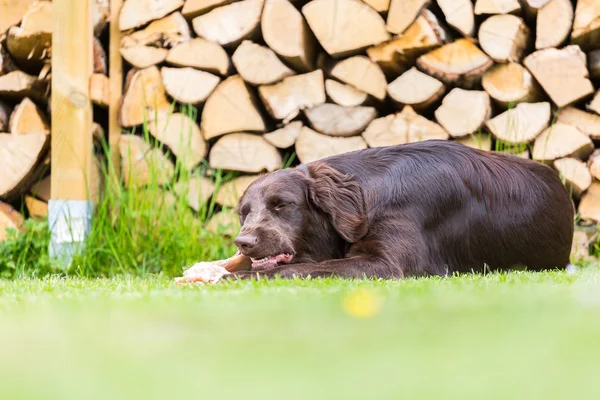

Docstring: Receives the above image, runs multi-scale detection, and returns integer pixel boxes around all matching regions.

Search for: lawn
[2,269,600,400]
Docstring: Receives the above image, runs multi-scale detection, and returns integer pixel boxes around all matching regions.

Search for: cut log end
[215,175,261,208]
[553,157,592,198]
[9,97,49,136]
[387,67,445,111]
[524,46,594,108]
[478,15,530,62]
[304,103,376,137]
[330,56,387,101]
[435,89,491,138]
[209,133,282,173]
[119,135,175,188]
[161,67,220,104]
[535,0,573,50]
[0,201,24,242]
[232,40,295,86]
[482,62,542,108]
[258,70,325,122]
[201,75,266,140]
[487,102,551,144]
[532,123,594,162]
[302,0,390,58]
[263,121,303,149]
[416,39,493,88]
[149,113,207,171]
[119,66,171,128]
[295,127,367,164]
[363,106,449,148]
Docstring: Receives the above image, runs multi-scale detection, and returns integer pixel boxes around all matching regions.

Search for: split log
[30,175,50,202]
[0,0,37,35]
[0,132,48,200]
[263,121,302,148]
[367,10,446,77]
[387,67,445,111]
[304,103,377,137]
[571,0,600,51]
[553,157,592,198]
[363,0,390,13]
[166,38,230,76]
[0,100,12,131]
[232,41,295,86]
[302,0,390,58]
[262,0,317,72]
[579,182,600,223]
[416,38,493,88]
[531,123,594,162]
[161,67,220,104]
[295,127,367,164]
[589,91,600,115]
[119,135,175,188]
[587,150,600,181]
[386,0,430,35]
[182,0,235,19]
[215,175,261,207]
[325,80,368,107]
[556,107,600,140]
[258,70,325,122]
[486,102,551,144]
[149,112,208,170]
[119,0,185,31]
[174,176,215,212]
[121,12,190,48]
[9,97,49,135]
[329,56,387,101]
[209,133,282,173]
[90,73,109,108]
[201,75,266,140]
[0,201,24,242]
[0,44,18,76]
[120,12,190,68]
[434,89,491,138]
[482,62,543,108]
[206,210,240,237]
[590,50,600,81]
[474,0,521,15]
[362,106,449,147]
[93,38,107,74]
[192,0,264,48]
[535,0,573,49]
[436,0,475,37]
[121,46,168,69]
[24,195,47,219]
[455,134,492,151]
[524,46,594,108]
[119,66,172,128]
[478,15,530,62]
[0,69,49,104]
[5,0,52,73]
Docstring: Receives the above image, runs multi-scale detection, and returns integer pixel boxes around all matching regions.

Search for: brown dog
[227,140,574,280]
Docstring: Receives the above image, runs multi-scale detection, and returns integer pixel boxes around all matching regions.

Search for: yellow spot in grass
[342,288,382,318]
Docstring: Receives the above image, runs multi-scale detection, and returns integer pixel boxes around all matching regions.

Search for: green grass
[2,270,600,400]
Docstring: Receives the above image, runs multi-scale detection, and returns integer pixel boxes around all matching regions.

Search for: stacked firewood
[0,0,110,238]
[2,0,600,251]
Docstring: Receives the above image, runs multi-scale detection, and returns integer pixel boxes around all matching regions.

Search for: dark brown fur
[229,140,575,280]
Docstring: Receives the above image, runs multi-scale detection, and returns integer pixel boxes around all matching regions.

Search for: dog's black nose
[234,234,258,252]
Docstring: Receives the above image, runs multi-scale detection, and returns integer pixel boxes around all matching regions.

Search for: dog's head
[234,162,369,269]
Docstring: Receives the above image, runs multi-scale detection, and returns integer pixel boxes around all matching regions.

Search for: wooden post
[49,0,94,265]
[109,0,123,182]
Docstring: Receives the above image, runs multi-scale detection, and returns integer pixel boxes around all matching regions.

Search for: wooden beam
[109,0,123,182]
[50,0,94,263]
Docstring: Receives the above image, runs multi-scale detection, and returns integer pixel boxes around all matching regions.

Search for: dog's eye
[274,203,291,211]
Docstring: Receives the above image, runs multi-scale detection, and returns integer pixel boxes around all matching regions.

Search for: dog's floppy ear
[306,162,368,243]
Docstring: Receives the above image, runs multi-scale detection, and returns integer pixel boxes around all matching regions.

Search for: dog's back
[318,140,575,275]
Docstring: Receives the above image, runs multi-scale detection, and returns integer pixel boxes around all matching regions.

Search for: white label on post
[55,217,87,244]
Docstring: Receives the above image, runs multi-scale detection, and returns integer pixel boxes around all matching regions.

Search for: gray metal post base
[48,200,93,267]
